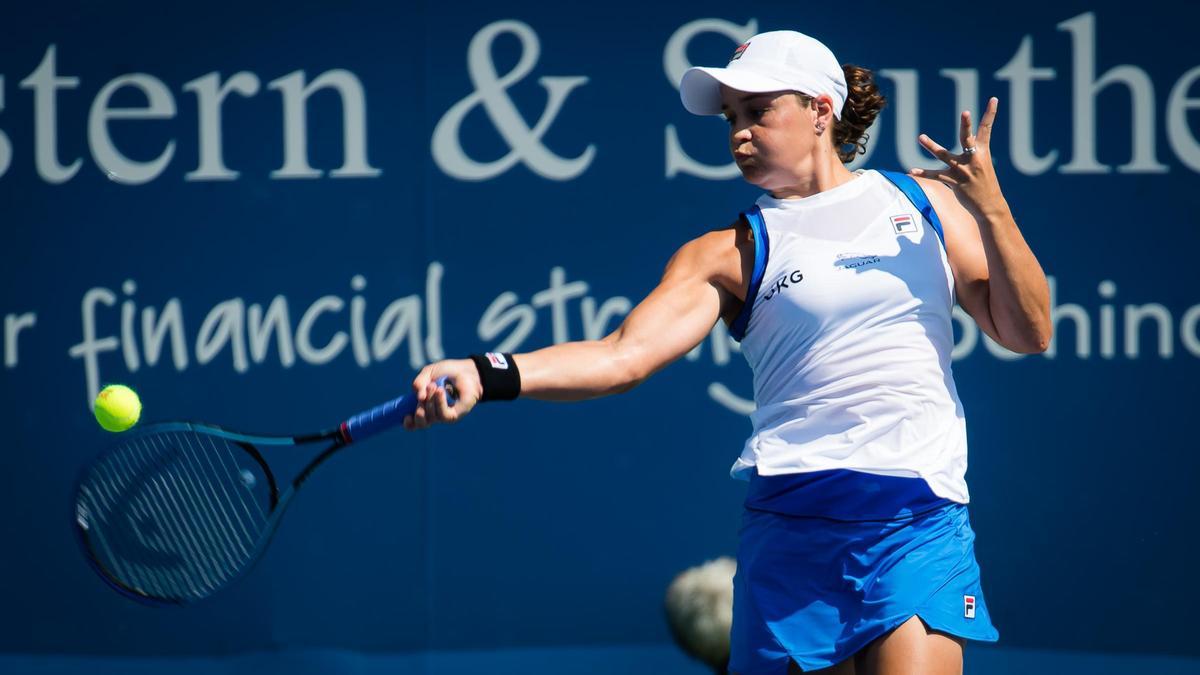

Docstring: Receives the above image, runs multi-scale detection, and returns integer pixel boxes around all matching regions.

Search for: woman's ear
[812,95,836,135]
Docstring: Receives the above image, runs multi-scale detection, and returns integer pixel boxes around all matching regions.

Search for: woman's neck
[769,158,859,200]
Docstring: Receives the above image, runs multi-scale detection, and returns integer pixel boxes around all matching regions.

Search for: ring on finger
[963,145,978,154]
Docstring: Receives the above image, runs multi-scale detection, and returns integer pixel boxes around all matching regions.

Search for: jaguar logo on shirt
[762,269,804,302]
[836,252,881,269]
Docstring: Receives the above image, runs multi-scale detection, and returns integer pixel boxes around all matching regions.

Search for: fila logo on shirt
[762,269,805,302]
[890,214,917,234]
[963,595,976,619]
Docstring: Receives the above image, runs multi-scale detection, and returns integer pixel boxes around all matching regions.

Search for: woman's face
[719,86,821,191]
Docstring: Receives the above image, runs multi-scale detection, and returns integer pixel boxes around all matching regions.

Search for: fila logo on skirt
[964,595,977,619]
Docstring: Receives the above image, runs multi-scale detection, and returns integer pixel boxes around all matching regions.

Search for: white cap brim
[680,66,793,116]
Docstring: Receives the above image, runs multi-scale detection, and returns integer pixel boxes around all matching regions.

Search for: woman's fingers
[433,386,457,423]
[976,97,998,146]
[908,166,959,187]
[416,380,459,426]
[424,381,440,422]
[909,166,944,179]
[928,97,1000,166]
[918,134,958,166]
[412,364,434,403]
[405,358,475,431]
[409,404,428,429]
[403,381,439,430]
[960,110,975,152]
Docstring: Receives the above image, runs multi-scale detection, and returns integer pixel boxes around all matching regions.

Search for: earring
[815,122,826,135]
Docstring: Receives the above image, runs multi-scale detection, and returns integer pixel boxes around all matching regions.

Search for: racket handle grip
[341,376,456,443]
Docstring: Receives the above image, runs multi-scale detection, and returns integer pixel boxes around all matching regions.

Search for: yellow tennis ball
[94,384,142,432]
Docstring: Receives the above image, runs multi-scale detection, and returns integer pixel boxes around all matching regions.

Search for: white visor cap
[680,31,847,119]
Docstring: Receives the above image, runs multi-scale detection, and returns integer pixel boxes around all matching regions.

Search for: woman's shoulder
[670,219,755,308]
[872,168,965,225]
[681,217,752,264]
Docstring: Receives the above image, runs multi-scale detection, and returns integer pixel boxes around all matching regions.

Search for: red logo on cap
[730,42,750,62]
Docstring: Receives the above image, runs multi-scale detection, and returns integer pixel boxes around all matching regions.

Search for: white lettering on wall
[995,36,1058,175]
[20,46,82,184]
[477,266,629,351]
[662,12,1198,179]
[247,296,294,367]
[951,306,978,361]
[432,20,594,181]
[1057,12,1168,174]
[425,262,446,362]
[1166,66,1200,172]
[66,265,444,406]
[663,17,758,179]
[183,71,261,181]
[0,76,10,179]
[3,311,37,368]
[57,268,1200,412]
[881,68,977,171]
[268,69,381,179]
[69,287,120,409]
[5,13,1199,185]
[143,299,189,370]
[1046,276,1090,358]
[196,298,250,371]
[1182,305,1200,357]
[478,292,537,354]
[88,73,177,184]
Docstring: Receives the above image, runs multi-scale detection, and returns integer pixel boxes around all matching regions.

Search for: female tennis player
[405,30,1051,675]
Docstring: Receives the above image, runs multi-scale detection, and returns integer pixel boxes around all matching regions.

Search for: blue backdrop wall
[2,1,1198,672]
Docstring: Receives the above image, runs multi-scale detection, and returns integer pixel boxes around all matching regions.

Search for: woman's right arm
[404,225,749,429]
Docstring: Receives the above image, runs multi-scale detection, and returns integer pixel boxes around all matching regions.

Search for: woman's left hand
[909,96,1006,216]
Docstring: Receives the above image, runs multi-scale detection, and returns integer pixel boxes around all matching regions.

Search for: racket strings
[77,430,273,602]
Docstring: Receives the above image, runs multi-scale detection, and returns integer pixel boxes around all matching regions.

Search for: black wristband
[469,353,522,402]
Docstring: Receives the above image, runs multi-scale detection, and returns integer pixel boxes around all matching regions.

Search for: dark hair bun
[833,65,887,163]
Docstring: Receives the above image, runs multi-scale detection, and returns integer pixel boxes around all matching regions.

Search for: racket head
[73,423,287,605]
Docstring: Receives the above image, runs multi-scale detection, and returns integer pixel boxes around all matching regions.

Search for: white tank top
[729,169,970,518]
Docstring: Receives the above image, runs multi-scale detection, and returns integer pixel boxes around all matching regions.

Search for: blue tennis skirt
[729,502,999,674]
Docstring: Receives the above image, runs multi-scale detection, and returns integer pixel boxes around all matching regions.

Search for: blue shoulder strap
[877,170,946,250]
[730,206,770,342]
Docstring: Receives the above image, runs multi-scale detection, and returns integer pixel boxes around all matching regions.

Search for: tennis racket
[73,377,456,605]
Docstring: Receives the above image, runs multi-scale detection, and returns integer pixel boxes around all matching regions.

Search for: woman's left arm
[910,96,1052,354]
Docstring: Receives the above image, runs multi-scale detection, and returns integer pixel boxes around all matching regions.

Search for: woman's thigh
[853,615,964,675]
[770,614,964,674]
